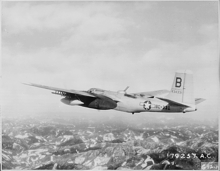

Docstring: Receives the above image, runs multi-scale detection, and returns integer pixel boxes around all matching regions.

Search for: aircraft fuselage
[69,88,186,113]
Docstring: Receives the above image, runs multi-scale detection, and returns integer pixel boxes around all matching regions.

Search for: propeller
[118,86,129,94]
[124,86,129,93]
[117,86,137,98]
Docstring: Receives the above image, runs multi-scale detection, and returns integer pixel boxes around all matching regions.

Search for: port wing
[24,83,96,97]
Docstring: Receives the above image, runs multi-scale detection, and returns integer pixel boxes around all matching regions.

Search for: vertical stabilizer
[166,70,195,105]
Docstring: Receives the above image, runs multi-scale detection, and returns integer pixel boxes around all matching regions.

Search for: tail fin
[166,70,195,105]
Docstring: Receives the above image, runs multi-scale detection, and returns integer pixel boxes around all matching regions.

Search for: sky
[1,1,219,122]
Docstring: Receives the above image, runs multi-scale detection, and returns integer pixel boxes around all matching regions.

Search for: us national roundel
[143,101,151,110]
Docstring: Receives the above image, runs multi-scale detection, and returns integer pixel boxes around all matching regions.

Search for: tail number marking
[171,89,182,94]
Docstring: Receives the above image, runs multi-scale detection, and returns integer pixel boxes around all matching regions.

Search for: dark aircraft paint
[88,98,117,110]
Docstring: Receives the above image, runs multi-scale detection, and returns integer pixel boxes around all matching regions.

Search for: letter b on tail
[175,77,182,88]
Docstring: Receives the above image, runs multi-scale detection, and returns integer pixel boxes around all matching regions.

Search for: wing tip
[22,82,34,86]
[22,82,31,85]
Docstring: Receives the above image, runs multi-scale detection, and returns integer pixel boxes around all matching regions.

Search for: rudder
[166,70,195,105]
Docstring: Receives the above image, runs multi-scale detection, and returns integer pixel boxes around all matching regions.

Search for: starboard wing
[133,90,169,98]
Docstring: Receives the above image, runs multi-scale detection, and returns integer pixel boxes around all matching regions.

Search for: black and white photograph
[1,1,219,170]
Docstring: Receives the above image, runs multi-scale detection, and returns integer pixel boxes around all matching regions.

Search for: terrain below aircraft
[25,70,205,114]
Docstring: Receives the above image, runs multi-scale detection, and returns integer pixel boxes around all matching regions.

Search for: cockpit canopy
[88,88,105,94]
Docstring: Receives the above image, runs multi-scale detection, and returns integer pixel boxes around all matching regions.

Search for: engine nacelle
[88,99,117,110]
[183,107,197,113]
[61,98,84,106]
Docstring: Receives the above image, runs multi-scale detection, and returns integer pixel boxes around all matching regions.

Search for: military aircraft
[24,70,205,114]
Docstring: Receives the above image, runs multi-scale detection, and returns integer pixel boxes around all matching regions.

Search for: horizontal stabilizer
[195,98,206,105]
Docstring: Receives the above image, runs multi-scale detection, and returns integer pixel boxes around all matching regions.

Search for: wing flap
[24,83,96,97]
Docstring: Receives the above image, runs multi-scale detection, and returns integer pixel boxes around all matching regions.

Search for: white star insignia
[144,101,151,110]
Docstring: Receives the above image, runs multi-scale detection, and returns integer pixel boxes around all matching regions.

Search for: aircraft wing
[133,90,170,98]
[24,83,96,97]
[157,97,191,107]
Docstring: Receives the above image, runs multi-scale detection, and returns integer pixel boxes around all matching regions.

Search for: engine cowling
[61,98,84,106]
[88,98,117,110]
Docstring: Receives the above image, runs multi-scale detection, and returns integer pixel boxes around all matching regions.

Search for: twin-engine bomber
[24,70,205,114]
